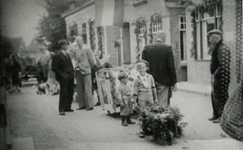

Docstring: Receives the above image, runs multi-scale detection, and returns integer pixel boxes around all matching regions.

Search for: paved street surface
[7,80,243,150]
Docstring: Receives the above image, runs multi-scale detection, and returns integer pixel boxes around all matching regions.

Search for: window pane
[202,19,215,60]
[195,11,199,20]
[217,3,222,16]
[196,22,201,59]
[180,31,187,61]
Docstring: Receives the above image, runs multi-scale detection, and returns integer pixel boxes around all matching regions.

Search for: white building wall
[65,4,96,48]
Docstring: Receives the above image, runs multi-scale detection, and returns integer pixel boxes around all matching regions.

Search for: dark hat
[207,29,222,37]
[117,72,128,81]
[58,39,69,46]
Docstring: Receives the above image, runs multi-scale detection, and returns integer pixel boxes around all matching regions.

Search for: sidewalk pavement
[177,82,211,96]
[6,81,243,150]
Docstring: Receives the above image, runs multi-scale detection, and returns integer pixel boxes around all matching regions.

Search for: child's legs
[128,98,134,115]
[120,104,129,116]
[138,92,154,109]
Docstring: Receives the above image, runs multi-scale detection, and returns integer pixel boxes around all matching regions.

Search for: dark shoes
[65,109,74,112]
[127,116,135,124]
[76,107,86,110]
[212,117,221,123]
[121,116,128,126]
[59,111,65,115]
[86,107,94,111]
[208,116,218,121]
[138,132,145,138]
[122,122,128,126]
[95,102,101,106]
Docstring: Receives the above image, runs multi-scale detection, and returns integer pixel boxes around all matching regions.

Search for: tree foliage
[37,0,71,51]
[1,35,14,58]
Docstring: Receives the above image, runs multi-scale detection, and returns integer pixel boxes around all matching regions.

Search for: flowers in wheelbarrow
[138,105,187,145]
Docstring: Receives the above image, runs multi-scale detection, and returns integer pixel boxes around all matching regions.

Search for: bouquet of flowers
[137,104,187,145]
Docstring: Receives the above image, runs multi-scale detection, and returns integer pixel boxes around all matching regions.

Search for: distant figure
[47,52,59,95]
[142,30,177,107]
[207,29,230,123]
[3,58,11,90]
[52,40,74,115]
[9,55,21,93]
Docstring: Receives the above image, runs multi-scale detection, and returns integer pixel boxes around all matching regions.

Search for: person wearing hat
[117,71,135,127]
[52,39,75,115]
[142,30,177,108]
[207,29,231,123]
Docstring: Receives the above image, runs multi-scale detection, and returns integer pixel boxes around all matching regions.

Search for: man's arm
[216,45,230,77]
[87,49,95,69]
[142,46,147,61]
[167,46,177,86]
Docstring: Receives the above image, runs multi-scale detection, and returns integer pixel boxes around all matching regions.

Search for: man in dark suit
[207,29,230,123]
[52,39,74,115]
[142,30,177,107]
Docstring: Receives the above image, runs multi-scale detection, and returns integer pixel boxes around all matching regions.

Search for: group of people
[112,29,232,139]
[116,30,177,138]
[3,55,22,93]
[49,29,232,139]
[52,36,111,115]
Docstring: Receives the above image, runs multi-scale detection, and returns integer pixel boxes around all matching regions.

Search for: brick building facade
[61,0,189,82]
[185,0,242,86]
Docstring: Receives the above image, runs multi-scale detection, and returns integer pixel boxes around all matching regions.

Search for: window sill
[195,59,211,62]
[180,61,187,67]
[133,0,147,7]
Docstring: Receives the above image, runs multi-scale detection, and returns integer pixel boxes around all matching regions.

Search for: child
[133,60,158,138]
[117,71,135,127]
[37,82,50,95]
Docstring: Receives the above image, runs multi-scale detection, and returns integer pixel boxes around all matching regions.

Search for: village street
[6,79,243,150]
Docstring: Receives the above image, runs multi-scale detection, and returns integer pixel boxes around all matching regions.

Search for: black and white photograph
[0,0,242,150]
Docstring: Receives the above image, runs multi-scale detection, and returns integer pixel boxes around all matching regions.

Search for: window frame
[195,5,221,60]
[179,15,187,64]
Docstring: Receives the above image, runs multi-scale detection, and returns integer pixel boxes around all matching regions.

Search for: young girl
[117,71,135,126]
[133,60,158,137]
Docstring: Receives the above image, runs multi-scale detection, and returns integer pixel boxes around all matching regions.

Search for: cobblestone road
[7,81,242,150]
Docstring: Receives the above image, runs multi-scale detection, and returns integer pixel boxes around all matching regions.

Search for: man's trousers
[76,71,94,108]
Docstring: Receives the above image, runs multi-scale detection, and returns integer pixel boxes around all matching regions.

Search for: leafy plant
[138,105,187,144]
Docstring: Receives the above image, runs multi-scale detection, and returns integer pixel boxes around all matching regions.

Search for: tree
[1,35,14,58]
[37,0,71,51]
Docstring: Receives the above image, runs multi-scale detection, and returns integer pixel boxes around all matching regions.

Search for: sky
[1,0,46,45]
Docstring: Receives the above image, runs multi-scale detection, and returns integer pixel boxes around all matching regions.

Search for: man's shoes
[126,116,135,124]
[208,116,218,121]
[59,111,65,115]
[76,107,86,110]
[138,132,145,138]
[212,117,221,123]
[65,109,74,112]
[95,102,100,106]
[86,107,93,111]
[122,122,128,126]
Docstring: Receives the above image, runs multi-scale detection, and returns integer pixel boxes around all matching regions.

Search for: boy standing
[117,72,135,127]
[133,60,158,137]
